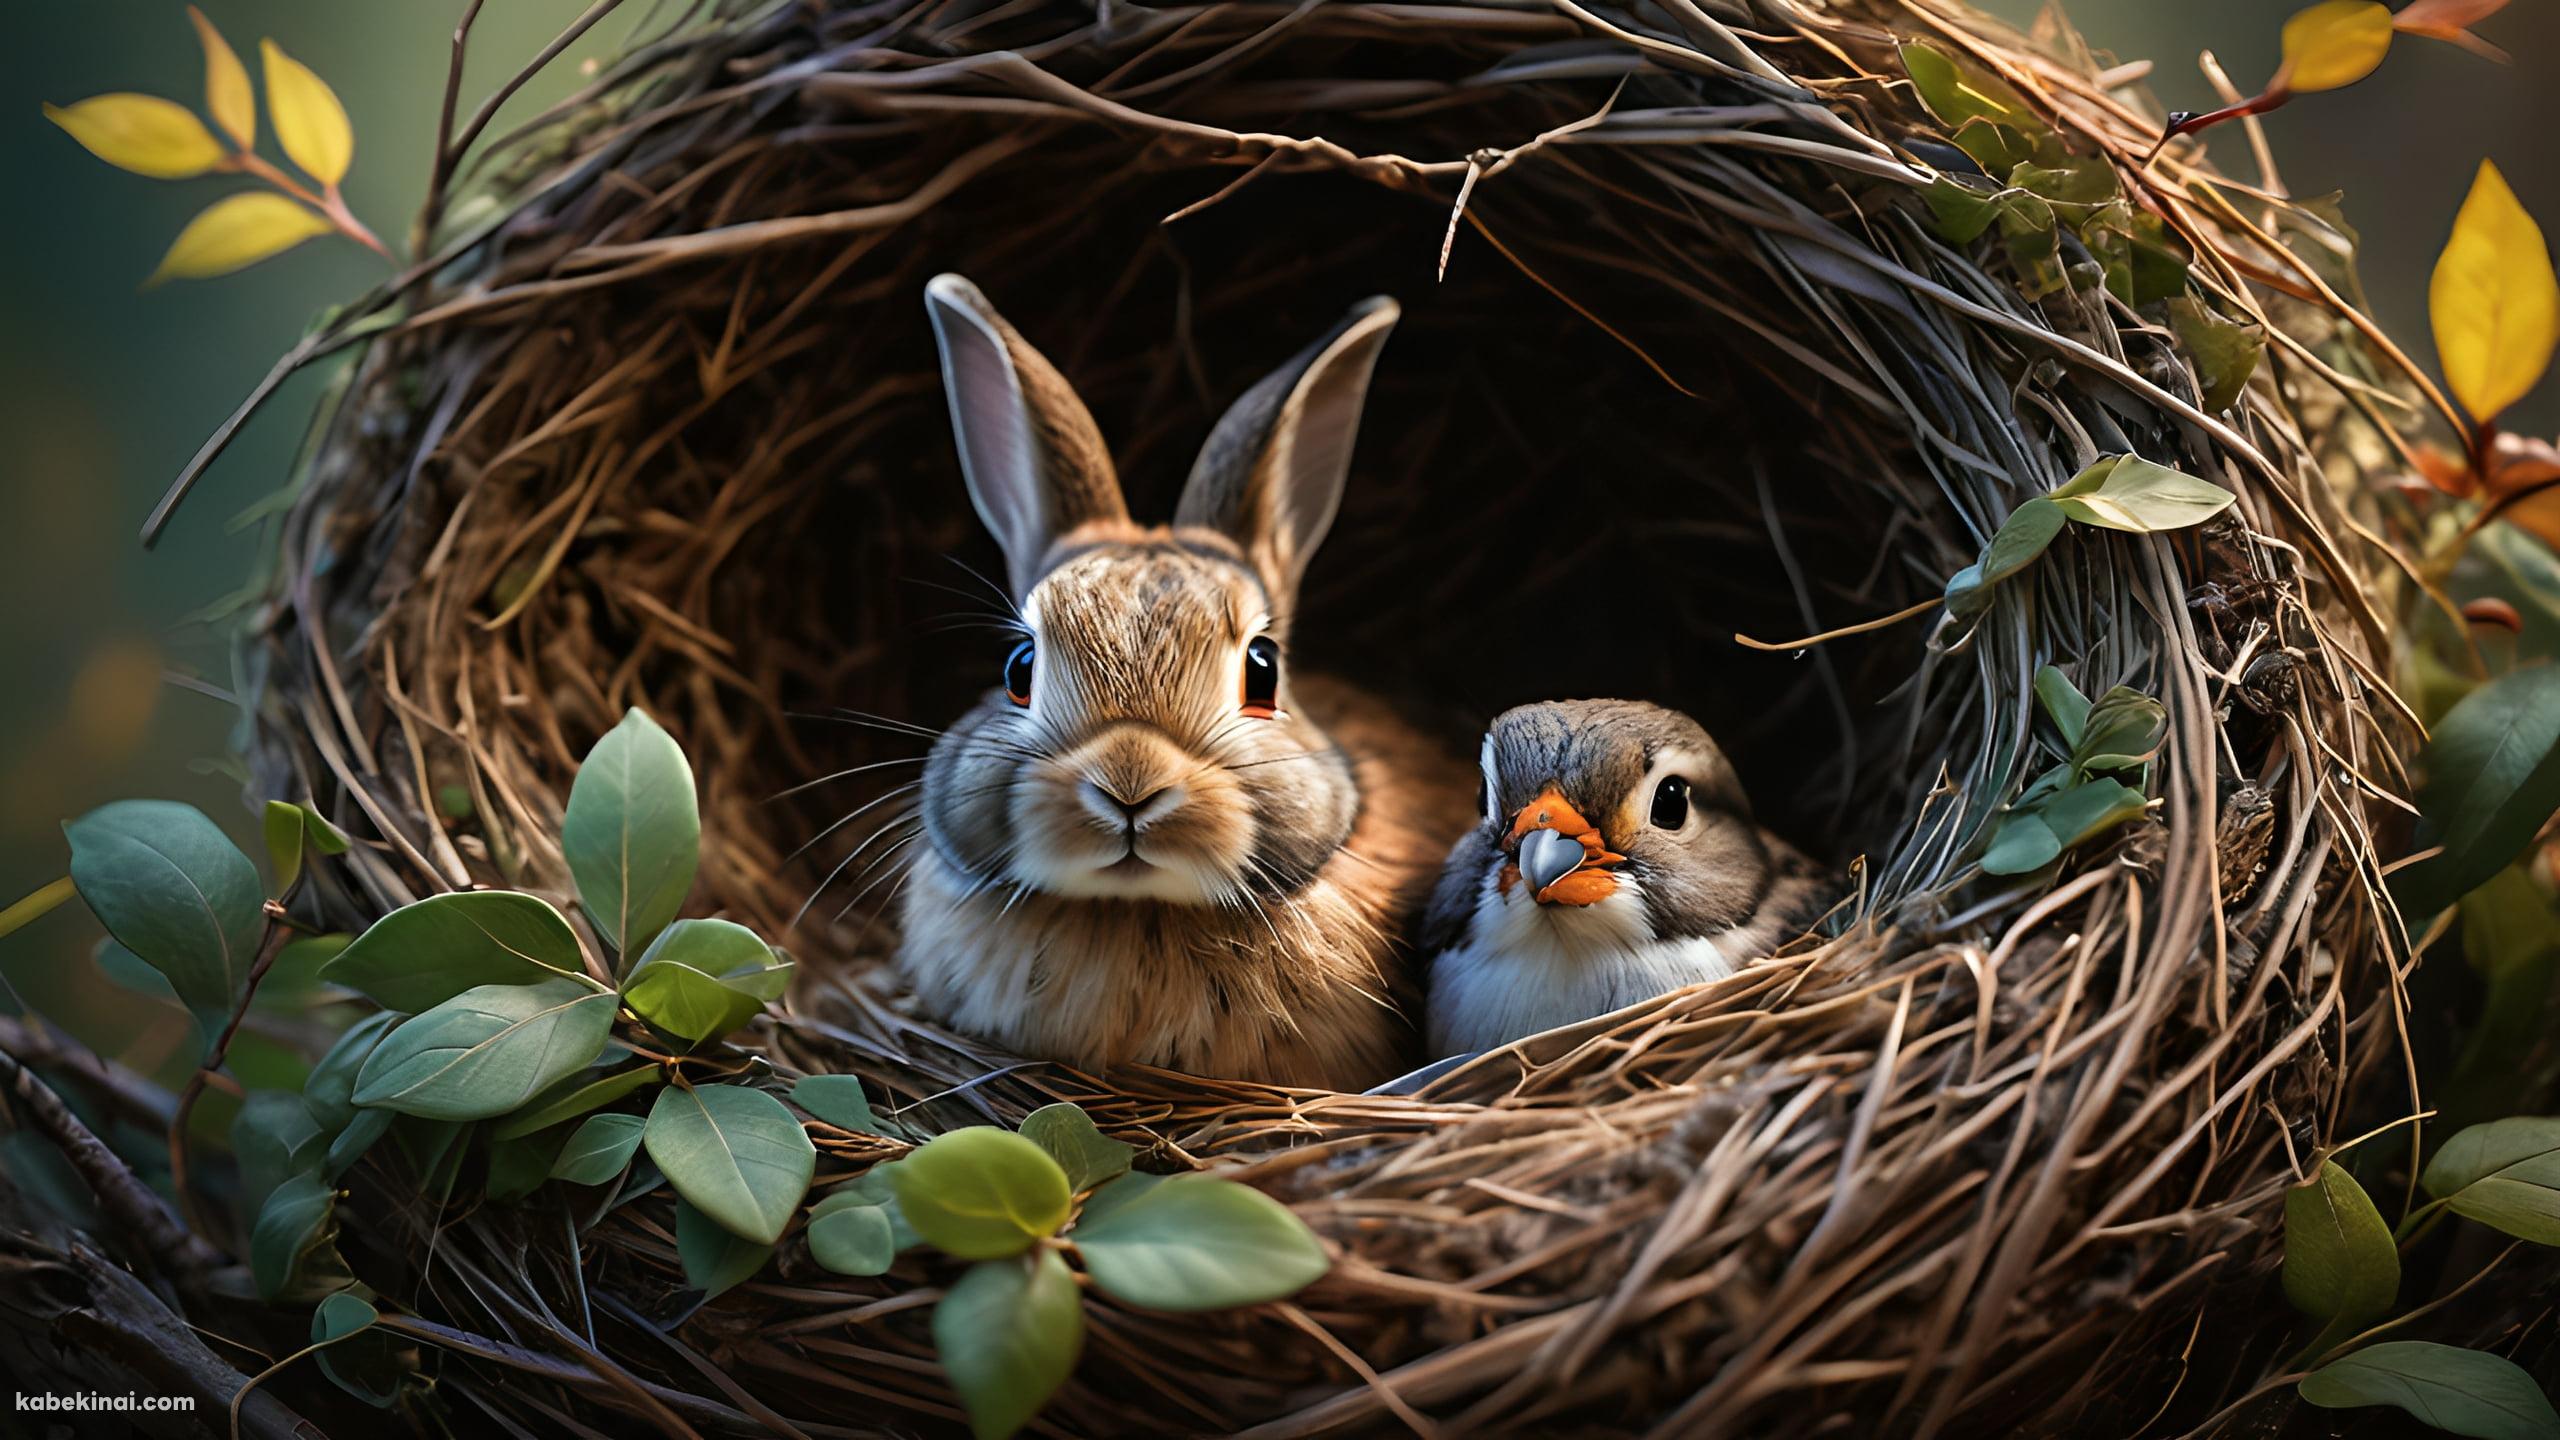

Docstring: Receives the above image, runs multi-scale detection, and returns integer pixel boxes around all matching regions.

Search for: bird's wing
[1755,829,1834,937]
[1416,827,1498,968]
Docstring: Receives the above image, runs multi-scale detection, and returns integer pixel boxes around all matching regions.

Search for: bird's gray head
[1474,699,1775,940]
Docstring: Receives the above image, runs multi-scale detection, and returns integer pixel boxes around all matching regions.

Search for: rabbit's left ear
[1176,296,1399,599]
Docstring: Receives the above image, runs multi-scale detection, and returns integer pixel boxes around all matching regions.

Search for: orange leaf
[2277,0,2394,93]
[2481,433,2560,552]
[2461,597,2524,633]
[2413,440,2476,498]
[2393,0,2514,63]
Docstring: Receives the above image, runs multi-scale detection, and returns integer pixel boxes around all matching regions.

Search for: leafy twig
[166,899,295,1243]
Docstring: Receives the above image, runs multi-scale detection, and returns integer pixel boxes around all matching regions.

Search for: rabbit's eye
[1241,636,1281,717]
[1650,775,1691,830]
[1003,641,1035,707]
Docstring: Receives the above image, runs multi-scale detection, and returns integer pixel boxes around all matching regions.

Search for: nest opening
[364,149,1946,965]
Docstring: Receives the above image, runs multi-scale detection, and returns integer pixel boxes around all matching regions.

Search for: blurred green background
[0,0,2553,1057]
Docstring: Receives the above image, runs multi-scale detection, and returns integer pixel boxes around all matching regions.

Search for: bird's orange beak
[1499,788,1625,906]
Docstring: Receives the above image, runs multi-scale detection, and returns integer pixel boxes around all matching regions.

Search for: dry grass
[227,0,2418,1432]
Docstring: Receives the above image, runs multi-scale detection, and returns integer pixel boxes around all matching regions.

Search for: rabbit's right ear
[924,274,1129,597]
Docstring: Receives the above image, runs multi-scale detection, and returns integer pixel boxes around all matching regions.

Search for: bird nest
[238,0,2415,1432]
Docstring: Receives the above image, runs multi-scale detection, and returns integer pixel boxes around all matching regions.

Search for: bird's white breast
[1426,871,1735,1056]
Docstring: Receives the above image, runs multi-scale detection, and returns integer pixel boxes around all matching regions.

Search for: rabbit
[895,275,1475,1090]
[1420,699,1829,1055]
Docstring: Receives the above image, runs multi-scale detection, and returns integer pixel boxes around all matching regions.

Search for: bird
[1419,699,1829,1055]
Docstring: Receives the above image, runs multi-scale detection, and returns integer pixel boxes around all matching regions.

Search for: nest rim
[232,0,2417,1433]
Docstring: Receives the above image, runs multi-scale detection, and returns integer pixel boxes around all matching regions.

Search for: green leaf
[1075,1170,1170,1230]
[2300,1342,2560,1440]
[2422,1116,2560,1245]
[321,891,594,1014]
[1073,1174,1329,1312]
[304,1011,400,1137]
[264,931,351,1007]
[552,1112,648,1186]
[1980,809,2063,875]
[1900,41,2037,131]
[2283,1160,2398,1324]
[2076,688,2167,775]
[792,1074,884,1135]
[351,979,618,1121]
[2395,668,2560,918]
[2011,154,2115,211]
[807,1191,898,1276]
[493,1064,658,1140]
[675,1197,773,1300]
[2048,454,2237,533]
[2034,666,2091,750]
[92,939,176,1002]
[562,709,700,957]
[302,806,349,856]
[841,1165,925,1252]
[265,801,308,890]
[232,1090,326,1216]
[64,799,265,1029]
[2037,778,2150,849]
[1923,178,2002,245]
[313,1291,376,1343]
[934,1250,1085,1440]
[249,1172,342,1302]
[487,1128,566,1202]
[325,1111,393,1176]
[309,1292,401,1407]
[2440,868,2560,1129]
[643,1083,814,1245]
[1945,496,2067,620]
[2168,297,2264,412]
[2086,204,2191,306]
[622,919,789,1045]
[1020,1105,1135,1194]
[893,1129,1074,1260]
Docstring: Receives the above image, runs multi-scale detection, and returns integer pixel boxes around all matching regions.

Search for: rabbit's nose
[1080,778,1181,830]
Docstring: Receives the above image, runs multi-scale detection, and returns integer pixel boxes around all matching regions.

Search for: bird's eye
[1242,636,1281,717]
[1650,775,1691,830]
[1003,641,1035,707]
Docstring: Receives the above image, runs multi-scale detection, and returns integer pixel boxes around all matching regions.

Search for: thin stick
[166,901,294,1242]
[1734,596,1942,652]
[416,0,491,255]
[0,875,76,941]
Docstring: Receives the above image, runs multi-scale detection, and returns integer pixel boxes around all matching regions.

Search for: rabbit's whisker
[784,781,922,866]
[766,756,927,803]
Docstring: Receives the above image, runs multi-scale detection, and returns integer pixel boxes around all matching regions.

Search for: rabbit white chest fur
[892,276,1470,1090]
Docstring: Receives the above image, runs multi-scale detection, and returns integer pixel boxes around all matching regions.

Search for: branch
[168,901,295,1244]
[0,1044,223,1279]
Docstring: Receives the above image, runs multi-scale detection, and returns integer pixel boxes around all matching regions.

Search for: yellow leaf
[260,38,351,187]
[189,7,255,147]
[2279,0,2393,93]
[2432,159,2560,425]
[43,94,225,179]
[148,192,332,284]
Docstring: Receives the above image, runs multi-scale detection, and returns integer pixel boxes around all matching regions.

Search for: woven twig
[235,0,2413,1433]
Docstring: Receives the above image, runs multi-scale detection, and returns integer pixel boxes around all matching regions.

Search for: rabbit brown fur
[895,276,1473,1089]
